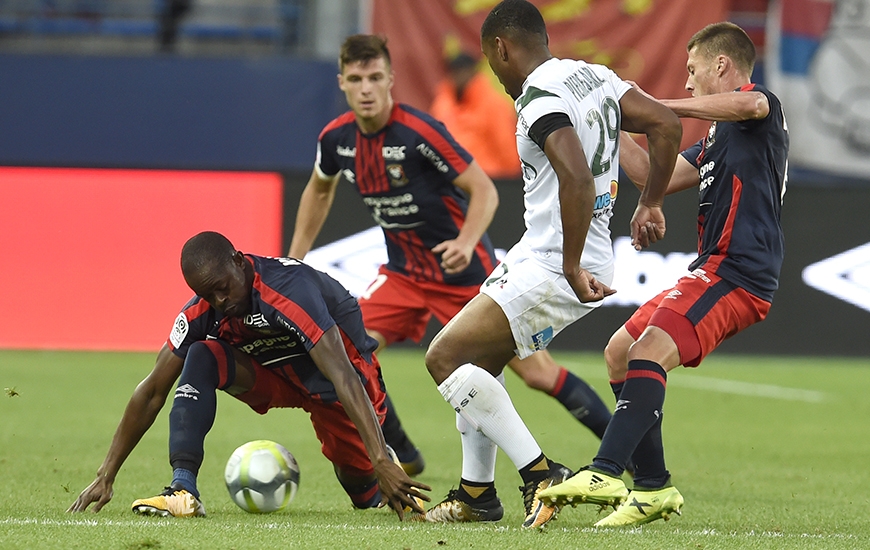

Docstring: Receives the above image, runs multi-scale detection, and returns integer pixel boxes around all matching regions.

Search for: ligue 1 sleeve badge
[170,312,189,348]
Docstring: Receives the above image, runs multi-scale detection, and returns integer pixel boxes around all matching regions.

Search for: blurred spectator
[430,52,521,180]
[158,0,192,52]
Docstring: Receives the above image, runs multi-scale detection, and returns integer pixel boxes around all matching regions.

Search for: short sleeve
[681,139,704,168]
[315,136,340,178]
[167,297,212,358]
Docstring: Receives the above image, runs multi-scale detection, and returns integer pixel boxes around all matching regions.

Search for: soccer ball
[224,440,300,513]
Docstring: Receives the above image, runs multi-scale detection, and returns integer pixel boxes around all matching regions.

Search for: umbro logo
[175,384,199,400]
[615,399,630,411]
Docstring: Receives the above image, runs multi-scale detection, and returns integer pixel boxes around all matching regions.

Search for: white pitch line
[559,359,825,403]
[668,375,825,402]
[2,518,859,541]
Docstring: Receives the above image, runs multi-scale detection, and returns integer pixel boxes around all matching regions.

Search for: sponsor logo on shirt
[699,160,716,191]
[244,313,271,328]
[362,193,424,229]
[337,145,356,157]
[592,180,618,218]
[383,145,406,161]
[239,334,298,355]
[416,143,449,173]
[275,316,306,344]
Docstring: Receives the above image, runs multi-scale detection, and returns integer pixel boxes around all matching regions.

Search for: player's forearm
[456,184,498,249]
[332,370,390,465]
[640,115,682,207]
[97,382,168,480]
[288,185,334,258]
[559,176,594,273]
[452,162,499,249]
[660,91,767,122]
[618,132,651,191]
[310,329,390,465]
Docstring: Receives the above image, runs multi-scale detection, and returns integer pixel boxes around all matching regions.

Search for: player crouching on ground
[68,231,429,519]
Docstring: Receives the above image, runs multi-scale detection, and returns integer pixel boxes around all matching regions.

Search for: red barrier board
[0,167,283,351]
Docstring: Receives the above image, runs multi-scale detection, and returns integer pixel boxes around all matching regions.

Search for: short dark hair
[339,34,391,72]
[481,0,548,48]
[181,231,236,278]
[687,22,756,76]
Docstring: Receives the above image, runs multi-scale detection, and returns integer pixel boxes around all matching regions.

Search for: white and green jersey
[514,57,630,274]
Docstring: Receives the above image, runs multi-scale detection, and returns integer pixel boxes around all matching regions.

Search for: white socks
[457,413,497,482]
[439,363,541,471]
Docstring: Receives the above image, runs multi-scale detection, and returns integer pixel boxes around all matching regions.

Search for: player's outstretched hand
[630,203,666,250]
[625,80,658,102]
[374,459,431,521]
[67,476,113,513]
[432,239,474,275]
[566,268,616,303]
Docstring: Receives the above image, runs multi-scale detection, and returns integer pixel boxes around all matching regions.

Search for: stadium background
[0,0,867,356]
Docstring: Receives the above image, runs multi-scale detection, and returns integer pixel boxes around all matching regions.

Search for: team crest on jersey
[386,164,409,187]
[705,122,718,149]
[169,312,189,348]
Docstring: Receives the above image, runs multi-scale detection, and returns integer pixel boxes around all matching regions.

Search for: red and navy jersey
[316,102,497,286]
[681,84,789,302]
[167,255,380,406]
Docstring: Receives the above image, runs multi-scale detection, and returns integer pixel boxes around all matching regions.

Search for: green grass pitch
[1,347,869,549]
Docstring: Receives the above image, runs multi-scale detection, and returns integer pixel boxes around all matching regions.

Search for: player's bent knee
[334,465,381,508]
[604,328,633,380]
[627,326,681,367]
[604,343,627,381]
[424,343,454,384]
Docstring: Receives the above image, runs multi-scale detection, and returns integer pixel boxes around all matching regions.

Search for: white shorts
[480,244,614,359]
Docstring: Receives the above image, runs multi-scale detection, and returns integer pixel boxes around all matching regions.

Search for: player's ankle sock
[381,391,418,462]
[438,363,541,471]
[457,413,497,484]
[456,479,498,504]
[518,453,551,485]
[610,379,625,402]
[169,342,220,481]
[171,468,200,499]
[608,378,636,476]
[630,412,671,488]
[592,360,667,477]
[550,367,611,439]
[342,477,382,509]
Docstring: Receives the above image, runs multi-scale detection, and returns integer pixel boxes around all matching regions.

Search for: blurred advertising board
[0,167,283,351]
